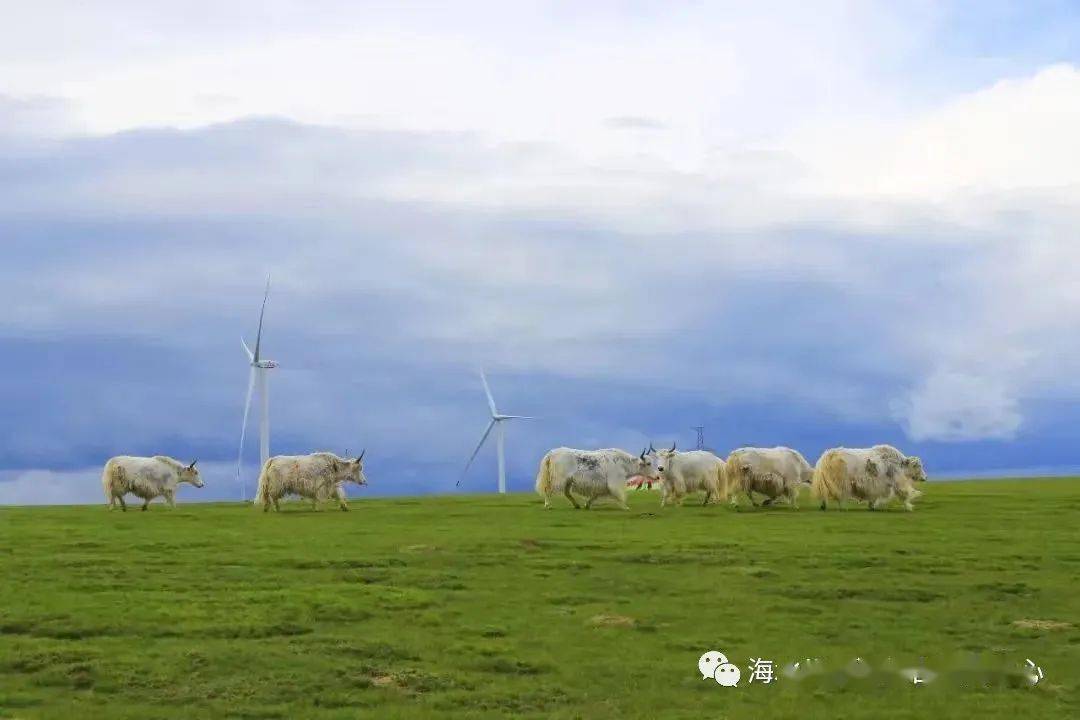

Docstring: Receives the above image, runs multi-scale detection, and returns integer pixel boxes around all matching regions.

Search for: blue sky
[3,1,1080,503]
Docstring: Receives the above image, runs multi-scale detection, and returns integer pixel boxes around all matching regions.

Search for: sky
[3,0,1080,504]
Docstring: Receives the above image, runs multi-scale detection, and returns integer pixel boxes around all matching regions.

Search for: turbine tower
[237,276,278,501]
[459,370,532,493]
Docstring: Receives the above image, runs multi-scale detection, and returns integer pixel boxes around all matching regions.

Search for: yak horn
[188,460,198,470]
[358,449,365,462]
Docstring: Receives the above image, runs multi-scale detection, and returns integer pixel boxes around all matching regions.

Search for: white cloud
[894,368,1023,442]
[0,468,104,506]
[0,2,928,162]
[791,63,1080,203]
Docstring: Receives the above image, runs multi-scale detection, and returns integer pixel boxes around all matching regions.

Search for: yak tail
[812,450,845,503]
[102,459,124,503]
[254,458,274,506]
[535,453,554,498]
[720,457,744,501]
[716,459,734,502]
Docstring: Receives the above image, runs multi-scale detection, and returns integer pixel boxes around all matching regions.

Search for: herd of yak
[534,443,926,512]
[100,443,926,512]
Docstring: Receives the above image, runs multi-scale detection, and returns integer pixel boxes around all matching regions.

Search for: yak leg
[334,485,349,512]
[585,495,596,510]
[164,491,176,509]
[563,481,581,509]
[761,496,774,506]
[141,497,152,511]
[117,494,127,512]
[901,487,921,512]
[272,497,281,512]
[746,491,759,507]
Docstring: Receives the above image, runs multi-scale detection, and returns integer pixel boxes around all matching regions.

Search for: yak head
[650,442,678,475]
[332,450,368,487]
[901,456,927,483]
[180,460,204,488]
[634,446,661,482]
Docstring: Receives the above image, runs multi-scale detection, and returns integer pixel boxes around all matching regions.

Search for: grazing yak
[255,451,367,512]
[102,456,204,511]
[651,445,728,507]
[725,447,814,508]
[812,444,927,511]
[535,447,658,510]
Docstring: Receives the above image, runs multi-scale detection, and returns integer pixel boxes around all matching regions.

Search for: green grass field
[1,479,1078,719]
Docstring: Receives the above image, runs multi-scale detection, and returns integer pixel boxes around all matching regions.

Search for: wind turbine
[237,276,279,501]
[459,370,532,493]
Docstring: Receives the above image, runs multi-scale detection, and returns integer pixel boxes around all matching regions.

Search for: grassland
[1,479,1078,719]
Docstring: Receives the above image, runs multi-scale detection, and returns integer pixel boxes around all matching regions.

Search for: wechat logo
[699,650,741,687]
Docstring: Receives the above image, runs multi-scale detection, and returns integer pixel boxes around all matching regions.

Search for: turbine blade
[479,369,498,417]
[499,415,534,420]
[241,337,254,363]
[253,275,270,363]
[236,366,257,482]
[458,418,496,486]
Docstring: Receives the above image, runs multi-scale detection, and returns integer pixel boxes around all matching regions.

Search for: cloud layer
[3,2,1080,502]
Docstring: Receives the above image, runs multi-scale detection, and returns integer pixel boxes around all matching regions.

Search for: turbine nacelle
[255,360,278,369]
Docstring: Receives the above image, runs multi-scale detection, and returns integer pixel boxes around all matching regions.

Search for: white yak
[651,445,728,507]
[535,447,657,510]
[255,451,367,512]
[101,456,204,511]
[724,447,814,508]
[812,444,927,511]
